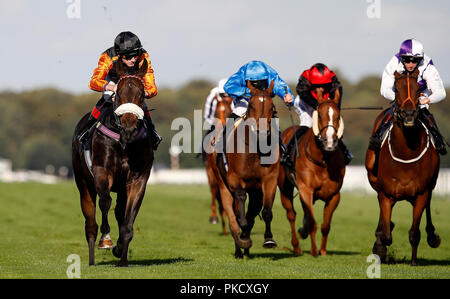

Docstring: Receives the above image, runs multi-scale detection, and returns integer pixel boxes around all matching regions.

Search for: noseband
[113,75,146,130]
[394,73,419,123]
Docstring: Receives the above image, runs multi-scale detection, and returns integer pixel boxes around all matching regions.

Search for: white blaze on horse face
[326,107,335,148]
[259,97,264,102]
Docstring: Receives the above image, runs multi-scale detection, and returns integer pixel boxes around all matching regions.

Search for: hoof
[237,237,252,249]
[372,242,387,263]
[298,227,308,239]
[112,245,122,258]
[319,249,327,256]
[209,216,219,224]
[427,233,441,248]
[263,238,277,249]
[98,238,114,250]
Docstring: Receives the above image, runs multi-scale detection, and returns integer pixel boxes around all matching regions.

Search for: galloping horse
[365,69,440,266]
[72,59,154,266]
[215,80,279,258]
[278,89,345,256]
[205,96,232,235]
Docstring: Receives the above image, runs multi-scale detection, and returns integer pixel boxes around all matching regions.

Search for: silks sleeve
[142,52,158,98]
[89,52,113,92]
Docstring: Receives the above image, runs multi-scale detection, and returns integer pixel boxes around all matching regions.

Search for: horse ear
[316,88,323,102]
[136,59,148,78]
[267,80,274,94]
[394,71,402,80]
[247,80,255,94]
[116,58,127,77]
[333,88,341,104]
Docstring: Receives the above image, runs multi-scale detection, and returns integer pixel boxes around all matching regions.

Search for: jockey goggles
[401,56,422,64]
[249,79,268,91]
[123,49,142,60]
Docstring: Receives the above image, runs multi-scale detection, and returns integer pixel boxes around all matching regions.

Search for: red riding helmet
[307,63,335,85]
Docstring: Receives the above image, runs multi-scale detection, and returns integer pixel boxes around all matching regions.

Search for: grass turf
[0,182,449,279]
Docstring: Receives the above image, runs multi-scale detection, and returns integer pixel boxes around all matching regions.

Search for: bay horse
[72,59,154,266]
[278,89,345,256]
[205,95,232,235]
[215,80,279,258]
[365,69,441,266]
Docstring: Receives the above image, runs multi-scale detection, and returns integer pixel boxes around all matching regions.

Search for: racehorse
[278,89,345,256]
[205,96,232,235]
[215,80,279,258]
[72,59,154,266]
[365,69,441,266]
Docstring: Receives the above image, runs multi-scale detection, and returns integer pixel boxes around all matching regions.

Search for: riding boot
[338,139,353,165]
[78,114,99,150]
[280,126,309,169]
[369,107,394,151]
[419,109,447,155]
[145,115,162,151]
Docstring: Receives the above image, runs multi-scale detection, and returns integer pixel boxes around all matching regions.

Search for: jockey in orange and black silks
[78,31,162,150]
[280,63,353,167]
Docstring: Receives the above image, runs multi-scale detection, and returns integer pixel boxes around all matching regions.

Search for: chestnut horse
[206,95,232,235]
[278,89,345,256]
[215,80,279,258]
[72,59,154,266]
[365,70,441,266]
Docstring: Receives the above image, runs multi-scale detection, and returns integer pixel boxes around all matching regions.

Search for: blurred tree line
[0,73,449,174]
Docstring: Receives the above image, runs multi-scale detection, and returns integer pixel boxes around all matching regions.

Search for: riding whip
[285,87,299,158]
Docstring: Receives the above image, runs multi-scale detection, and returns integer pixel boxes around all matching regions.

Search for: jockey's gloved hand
[103,90,115,104]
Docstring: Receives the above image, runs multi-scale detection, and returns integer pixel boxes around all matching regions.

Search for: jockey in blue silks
[222,60,295,160]
[224,60,294,118]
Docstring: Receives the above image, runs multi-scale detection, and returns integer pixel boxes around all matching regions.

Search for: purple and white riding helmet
[398,38,424,58]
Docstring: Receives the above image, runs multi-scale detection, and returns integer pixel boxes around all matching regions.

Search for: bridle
[113,75,146,130]
[312,99,343,146]
[394,72,419,123]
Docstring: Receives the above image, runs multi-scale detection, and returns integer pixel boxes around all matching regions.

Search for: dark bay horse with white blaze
[365,69,441,266]
[216,80,279,258]
[205,96,232,235]
[72,59,154,266]
[278,89,345,256]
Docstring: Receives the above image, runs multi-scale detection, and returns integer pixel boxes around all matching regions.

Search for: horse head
[214,95,233,127]
[246,80,276,137]
[114,58,148,144]
[312,89,344,151]
[393,69,420,128]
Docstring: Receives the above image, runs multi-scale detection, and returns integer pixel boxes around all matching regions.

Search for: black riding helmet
[114,31,143,57]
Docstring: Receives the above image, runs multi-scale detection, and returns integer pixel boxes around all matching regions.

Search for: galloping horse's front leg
[93,168,114,249]
[409,192,428,266]
[234,189,252,250]
[373,192,394,262]
[261,176,278,248]
[320,192,341,256]
[116,180,147,267]
[425,194,441,249]
[298,185,318,256]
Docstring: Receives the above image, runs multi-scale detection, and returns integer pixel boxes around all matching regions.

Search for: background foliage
[0,73,449,173]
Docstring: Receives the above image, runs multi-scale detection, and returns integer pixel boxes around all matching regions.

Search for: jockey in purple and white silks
[224,60,294,118]
[370,38,447,154]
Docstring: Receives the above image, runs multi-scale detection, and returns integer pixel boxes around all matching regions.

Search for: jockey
[77,31,162,150]
[280,63,353,168]
[203,78,234,128]
[223,60,294,158]
[370,38,447,154]
[224,60,294,118]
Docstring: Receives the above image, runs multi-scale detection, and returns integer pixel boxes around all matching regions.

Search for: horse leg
[217,194,228,235]
[261,177,278,248]
[94,172,114,250]
[79,184,98,266]
[425,193,441,248]
[320,193,341,256]
[207,167,219,224]
[298,187,318,256]
[117,184,146,267]
[112,189,127,259]
[373,193,394,263]
[279,179,302,255]
[234,189,252,250]
[217,182,242,258]
[409,193,427,266]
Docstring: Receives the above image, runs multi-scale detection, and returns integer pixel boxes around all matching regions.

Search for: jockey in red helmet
[77,31,162,150]
[280,63,353,168]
